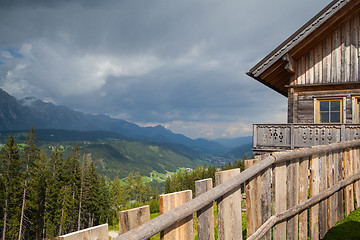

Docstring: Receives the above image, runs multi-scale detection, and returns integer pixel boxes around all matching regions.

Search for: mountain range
[0,88,248,152]
[0,88,253,182]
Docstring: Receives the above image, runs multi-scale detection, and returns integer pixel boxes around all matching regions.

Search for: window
[316,99,342,123]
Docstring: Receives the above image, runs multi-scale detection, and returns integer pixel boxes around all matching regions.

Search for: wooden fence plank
[216,168,242,240]
[56,224,108,240]
[354,148,360,209]
[327,152,337,229]
[160,190,193,240]
[298,157,309,240]
[248,171,360,240]
[350,148,355,212]
[260,157,272,240]
[309,155,320,240]
[119,205,150,237]
[273,161,287,240]
[195,178,215,240]
[245,159,261,237]
[319,153,328,239]
[344,148,355,216]
[336,151,344,222]
[287,158,299,240]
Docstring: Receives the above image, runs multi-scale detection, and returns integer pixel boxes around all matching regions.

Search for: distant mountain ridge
[0,88,226,151]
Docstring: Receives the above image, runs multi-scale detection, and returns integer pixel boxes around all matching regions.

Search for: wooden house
[248,0,360,154]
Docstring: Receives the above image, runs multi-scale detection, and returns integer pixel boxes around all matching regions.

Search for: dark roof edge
[246,72,288,97]
[248,0,350,78]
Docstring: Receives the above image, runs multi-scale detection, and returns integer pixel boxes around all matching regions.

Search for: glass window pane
[331,112,341,123]
[331,101,340,111]
[320,112,329,123]
[320,101,329,111]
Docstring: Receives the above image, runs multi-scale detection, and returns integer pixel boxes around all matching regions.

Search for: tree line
[0,129,160,239]
[164,156,247,196]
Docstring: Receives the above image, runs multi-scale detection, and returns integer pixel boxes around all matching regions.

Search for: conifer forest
[0,129,160,239]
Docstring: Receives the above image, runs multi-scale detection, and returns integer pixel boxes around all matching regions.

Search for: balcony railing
[253,123,360,153]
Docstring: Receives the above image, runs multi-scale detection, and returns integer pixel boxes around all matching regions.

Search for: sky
[0,0,331,139]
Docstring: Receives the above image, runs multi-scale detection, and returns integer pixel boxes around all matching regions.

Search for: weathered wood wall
[295,12,360,86]
[288,11,360,124]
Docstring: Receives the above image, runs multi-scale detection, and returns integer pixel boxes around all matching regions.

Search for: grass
[323,207,360,240]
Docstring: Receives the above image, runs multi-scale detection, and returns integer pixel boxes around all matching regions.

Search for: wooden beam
[283,53,296,73]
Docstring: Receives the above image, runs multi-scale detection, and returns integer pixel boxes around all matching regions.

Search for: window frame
[353,97,360,123]
[315,98,343,124]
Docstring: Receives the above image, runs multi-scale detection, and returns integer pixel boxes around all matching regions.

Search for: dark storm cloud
[0,0,330,138]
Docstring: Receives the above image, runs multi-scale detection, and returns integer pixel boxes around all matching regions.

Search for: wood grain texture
[195,178,214,240]
[309,155,320,240]
[354,148,360,208]
[273,161,287,240]
[56,224,108,240]
[216,168,242,240]
[319,153,328,239]
[286,158,299,240]
[119,205,150,236]
[160,190,193,240]
[248,171,360,240]
[298,157,309,240]
[245,158,264,238]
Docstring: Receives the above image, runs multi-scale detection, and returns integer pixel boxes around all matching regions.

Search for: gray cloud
[0,0,329,138]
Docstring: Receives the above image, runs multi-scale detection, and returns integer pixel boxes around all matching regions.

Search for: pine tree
[18,128,40,240]
[0,135,23,240]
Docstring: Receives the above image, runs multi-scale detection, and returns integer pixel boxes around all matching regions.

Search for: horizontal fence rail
[115,139,360,240]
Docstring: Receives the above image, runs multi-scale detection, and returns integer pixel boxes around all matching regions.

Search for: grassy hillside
[80,141,198,179]
[39,139,200,180]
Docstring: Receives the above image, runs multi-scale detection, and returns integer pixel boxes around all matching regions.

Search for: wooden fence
[56,224,108,240]
[115,139,360,240]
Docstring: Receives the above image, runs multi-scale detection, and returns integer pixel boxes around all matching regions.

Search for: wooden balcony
[253,123,360,154]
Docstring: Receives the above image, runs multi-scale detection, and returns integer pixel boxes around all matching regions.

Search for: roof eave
[246,72,288,97]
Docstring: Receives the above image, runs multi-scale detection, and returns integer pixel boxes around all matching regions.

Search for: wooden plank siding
[289,89,360,124]
[294,12,360,86]
[287,11,360,124]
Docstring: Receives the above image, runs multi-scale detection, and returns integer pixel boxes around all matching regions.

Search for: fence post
[298,156,309,240]
[56,224,108,240]
[319,153,328,239]
[344,148,355,216]
[119,205,150,238]
[327,152,337,230]
[309,155,320,240]
[215,168,242,240]
[273,159,287,240]
[354,148,360,208]
[287,156,299,240]
[335,151,345,222]
[195,178,215,240]
[160,190,193,240]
